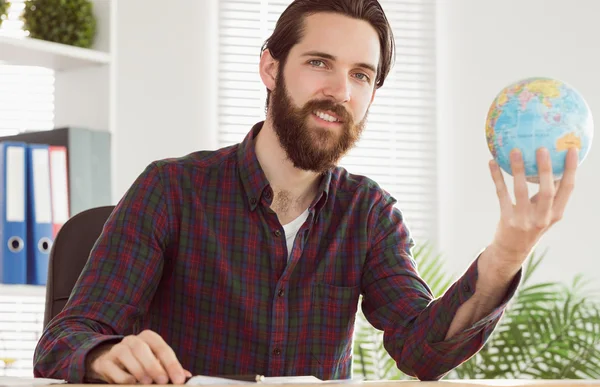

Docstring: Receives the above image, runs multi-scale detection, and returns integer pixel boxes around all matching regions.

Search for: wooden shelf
[0,35,110,71]
[0,283,46,297]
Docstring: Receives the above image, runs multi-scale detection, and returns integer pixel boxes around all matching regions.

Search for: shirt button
[273,229,282,237]
[264,189,272,199]
[278,289,284,297]
[273,348,281,356]
[250,197,257,205]
[463,283,471,292]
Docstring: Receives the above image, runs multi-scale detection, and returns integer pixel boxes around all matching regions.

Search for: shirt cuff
[68,335,124,383]
[429,254,522,351]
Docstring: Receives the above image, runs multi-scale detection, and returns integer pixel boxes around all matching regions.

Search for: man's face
[269,12,380,173]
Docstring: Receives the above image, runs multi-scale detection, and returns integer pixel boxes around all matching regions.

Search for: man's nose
[323,73,351,104]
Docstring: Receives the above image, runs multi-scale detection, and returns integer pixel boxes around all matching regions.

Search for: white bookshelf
[0,283,46,297]
[0,0,115,376]
[0,0,115,133]
[0,0,115,274]
[0,35,110,70]
[0,284,46,377]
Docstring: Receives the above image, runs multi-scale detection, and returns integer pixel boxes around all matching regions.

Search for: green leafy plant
[353,245,600,380]
[22,0,97,48]
[0,0,10,28]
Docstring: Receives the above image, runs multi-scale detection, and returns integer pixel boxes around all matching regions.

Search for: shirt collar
[237,121,332,214]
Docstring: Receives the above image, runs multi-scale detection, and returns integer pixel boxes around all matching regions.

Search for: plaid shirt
[34,122,519,382]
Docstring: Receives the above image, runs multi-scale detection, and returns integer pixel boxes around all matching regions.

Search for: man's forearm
[445,245,522,340]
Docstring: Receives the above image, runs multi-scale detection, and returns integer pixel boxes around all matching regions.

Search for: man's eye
[309,60,326,67]
[354,73,370,82]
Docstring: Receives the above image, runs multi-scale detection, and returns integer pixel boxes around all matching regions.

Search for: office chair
[43,205,115,329]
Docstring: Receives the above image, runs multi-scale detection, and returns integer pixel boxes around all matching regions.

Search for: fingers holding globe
[486,77,593,184]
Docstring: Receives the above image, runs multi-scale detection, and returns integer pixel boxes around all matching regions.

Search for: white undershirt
[281,209,309,260]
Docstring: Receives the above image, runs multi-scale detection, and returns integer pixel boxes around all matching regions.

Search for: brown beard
[269,71,368,173]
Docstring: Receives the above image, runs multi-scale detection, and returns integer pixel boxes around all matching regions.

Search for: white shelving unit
[0,35,111,70]
[0,283,46,377]
[0,0,115,376]
[0,283,46,297]
[0,0,114,132]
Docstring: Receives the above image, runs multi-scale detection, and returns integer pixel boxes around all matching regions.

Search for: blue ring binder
[8,236,24,253]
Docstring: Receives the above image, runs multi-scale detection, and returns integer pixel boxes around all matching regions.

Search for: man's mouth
[313,110,343,123]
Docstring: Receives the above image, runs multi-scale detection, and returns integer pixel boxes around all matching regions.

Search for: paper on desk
[186,375,323,385]
[186,375,254,385]
[186,375,361,385]
[0,377,67,387]
[260,376,322,384]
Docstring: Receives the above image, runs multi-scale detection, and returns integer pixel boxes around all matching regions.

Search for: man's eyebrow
[301,51,377,74]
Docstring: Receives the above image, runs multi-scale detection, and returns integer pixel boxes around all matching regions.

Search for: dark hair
[261,0,395,108]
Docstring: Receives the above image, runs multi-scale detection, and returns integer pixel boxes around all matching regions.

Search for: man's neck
[254,119,321,223]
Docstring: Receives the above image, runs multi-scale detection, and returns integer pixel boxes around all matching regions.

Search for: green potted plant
[0,0,10,28]
[21,0,97,48]
[353,245,600,379]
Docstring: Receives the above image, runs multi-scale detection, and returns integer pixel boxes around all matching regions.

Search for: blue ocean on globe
[486,77,594,182]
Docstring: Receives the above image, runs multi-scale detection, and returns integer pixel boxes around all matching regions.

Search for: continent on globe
[486,77,594,182]
[556,132,582,151]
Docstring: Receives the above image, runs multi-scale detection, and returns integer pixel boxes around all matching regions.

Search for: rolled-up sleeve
[361,196,520,380]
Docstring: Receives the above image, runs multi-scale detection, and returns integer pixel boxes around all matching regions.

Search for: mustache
[301,99,353,124]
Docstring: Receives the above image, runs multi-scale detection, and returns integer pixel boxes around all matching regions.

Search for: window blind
[0,286,45,377]
[218,0,437,243]
[0,0,55,137]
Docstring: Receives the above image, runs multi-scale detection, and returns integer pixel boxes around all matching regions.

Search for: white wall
[437,0,600,284]
[112,0,219,200]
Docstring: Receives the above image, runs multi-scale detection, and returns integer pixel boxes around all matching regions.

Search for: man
[33,0,578,384]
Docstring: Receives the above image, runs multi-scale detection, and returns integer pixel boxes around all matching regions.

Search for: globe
[486,77,594,183]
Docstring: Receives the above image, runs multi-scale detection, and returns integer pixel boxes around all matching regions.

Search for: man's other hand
[85,330,192,384]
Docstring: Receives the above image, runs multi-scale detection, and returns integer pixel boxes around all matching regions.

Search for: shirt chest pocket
[310,282,361,370]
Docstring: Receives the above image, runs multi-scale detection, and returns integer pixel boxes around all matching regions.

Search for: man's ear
[259,49,279,92]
